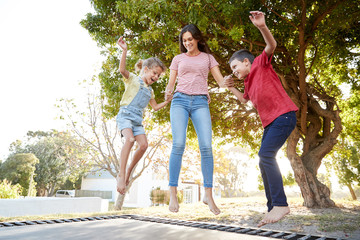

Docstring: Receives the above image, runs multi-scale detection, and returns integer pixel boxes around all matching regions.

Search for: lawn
[1,197,359,239]
[120,197,360,237]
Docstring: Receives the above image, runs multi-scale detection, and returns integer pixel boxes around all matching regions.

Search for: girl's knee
[138,141,148,152]
[124,137,136,146]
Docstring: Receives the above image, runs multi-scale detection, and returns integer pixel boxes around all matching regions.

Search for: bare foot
[203,188,221,215]
[116,174,126,195]
[169,187,179,213]
[258,206,290,227]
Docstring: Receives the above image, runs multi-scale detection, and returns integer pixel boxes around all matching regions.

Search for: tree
[327,139,360,200]
[9,130,91,196]
[325,88,360,200]
[0,180,22,199]
[258,171,297,191]
[81,0,360,207]
[214,146,249,197]
[0,153,39,196]
[150,127,202,184]
[282,172,296,187]
[58,82,170,209]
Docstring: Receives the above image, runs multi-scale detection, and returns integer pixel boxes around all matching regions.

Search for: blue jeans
[169,92,214,188]
[259,111,296,212]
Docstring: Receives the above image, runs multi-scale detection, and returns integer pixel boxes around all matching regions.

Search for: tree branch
[261,0,298,29]
[311,0,347,32]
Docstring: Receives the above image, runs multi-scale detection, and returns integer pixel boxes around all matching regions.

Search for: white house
[80,168,211,208]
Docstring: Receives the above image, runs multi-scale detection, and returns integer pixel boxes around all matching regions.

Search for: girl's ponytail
[135,59,143,73]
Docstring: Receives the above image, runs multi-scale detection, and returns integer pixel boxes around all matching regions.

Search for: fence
[76,190,112,200]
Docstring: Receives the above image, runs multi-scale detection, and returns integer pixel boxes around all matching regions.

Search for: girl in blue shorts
[116,37,172,195]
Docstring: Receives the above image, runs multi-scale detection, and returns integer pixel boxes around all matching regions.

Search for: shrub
[0,179,23,199]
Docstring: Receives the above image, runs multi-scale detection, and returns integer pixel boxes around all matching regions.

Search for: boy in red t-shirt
[225,11,298,227]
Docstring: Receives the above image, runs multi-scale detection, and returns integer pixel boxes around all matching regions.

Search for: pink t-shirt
[170,52,219,101]
[243,50,298,128]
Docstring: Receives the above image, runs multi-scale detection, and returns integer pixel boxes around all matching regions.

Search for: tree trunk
[48,184,56,197]
[346,183,357,201]
[114,178,135,210]
[287,128,336,208]
[114,193,126,210]
[27,172,34,197]
[36,187,47,196]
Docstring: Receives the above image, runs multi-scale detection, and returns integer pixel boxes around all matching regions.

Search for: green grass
[317,213,360,232]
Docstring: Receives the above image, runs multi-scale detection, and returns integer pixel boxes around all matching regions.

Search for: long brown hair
[179,24,211,54]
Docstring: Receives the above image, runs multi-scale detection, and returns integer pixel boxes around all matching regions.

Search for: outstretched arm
[249,11,277,57]
[210,66,226,88]
[149,96,172,111]
[228,87,248,104]
[117,36,130,79]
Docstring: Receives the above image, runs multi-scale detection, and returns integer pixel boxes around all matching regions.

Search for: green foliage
[8,130,92,196]
[327,140,360,189]
[0,153,38,196]
[340,89,360,141]
[59,178,83,190]
[283,172,296,187]
[257,174,264,191]
[82,0,360,205]
[0,179,23,199]
[150,188,168,206]
[317,173,332,192]
[81,0,359,150]
[258,171,297,190]
[326,88,360,196]
[176,190,184,205]
[214,146,249,197]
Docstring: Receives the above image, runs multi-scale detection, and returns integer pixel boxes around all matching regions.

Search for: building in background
[80,168,214,207]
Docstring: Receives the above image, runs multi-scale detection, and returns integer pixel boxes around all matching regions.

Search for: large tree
[214,146,249,197]
[9,130,90,196]
[326,89,360,200]
[0,153,39,196]
[81,0,360,207]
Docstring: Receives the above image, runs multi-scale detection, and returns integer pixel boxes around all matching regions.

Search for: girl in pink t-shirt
[165,24,225,215]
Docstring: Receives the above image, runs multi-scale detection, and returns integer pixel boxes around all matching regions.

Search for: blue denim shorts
[116,107,145,136]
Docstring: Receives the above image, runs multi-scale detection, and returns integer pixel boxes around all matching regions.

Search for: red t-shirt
[243,50,298,128]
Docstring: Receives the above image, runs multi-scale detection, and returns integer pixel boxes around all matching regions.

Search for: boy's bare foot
[169,187,179,213]
[116,174,126,195]
[258,206,290,227]
[203,188,221,215]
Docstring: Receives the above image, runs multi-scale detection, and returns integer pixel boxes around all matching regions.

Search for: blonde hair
[135,57,166,75]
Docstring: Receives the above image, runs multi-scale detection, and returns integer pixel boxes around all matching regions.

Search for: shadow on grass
[287,207,360,232]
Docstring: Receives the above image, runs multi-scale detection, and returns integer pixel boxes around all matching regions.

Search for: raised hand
[117,36,127,51]
[249,11,266,29]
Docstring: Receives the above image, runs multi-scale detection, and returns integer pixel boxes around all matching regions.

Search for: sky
[0,0,104,159]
